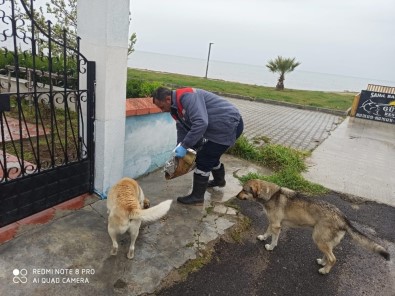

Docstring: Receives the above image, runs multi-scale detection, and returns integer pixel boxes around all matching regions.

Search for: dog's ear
[236,181,255,200]
[256,181,281,201]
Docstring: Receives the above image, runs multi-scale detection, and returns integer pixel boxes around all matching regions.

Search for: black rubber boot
[177,173,209,205]
[207,164,226,188]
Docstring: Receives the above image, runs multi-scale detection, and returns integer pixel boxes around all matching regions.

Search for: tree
[45,0,77,50]
[128,32,137,56]
[16,0,136,56]
[266,56,300,90]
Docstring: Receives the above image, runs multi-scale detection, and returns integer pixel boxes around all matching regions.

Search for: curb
[0,194,99,244]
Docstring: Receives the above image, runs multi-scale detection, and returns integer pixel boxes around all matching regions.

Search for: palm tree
[266,56,301,90]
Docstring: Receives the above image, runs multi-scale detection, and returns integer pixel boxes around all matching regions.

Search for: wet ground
[154,193,395,296]
[1,97,394,296]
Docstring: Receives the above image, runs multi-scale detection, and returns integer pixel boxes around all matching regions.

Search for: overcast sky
[129,0,395,81]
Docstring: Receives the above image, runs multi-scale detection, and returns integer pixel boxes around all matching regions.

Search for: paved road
[226,97,343,151]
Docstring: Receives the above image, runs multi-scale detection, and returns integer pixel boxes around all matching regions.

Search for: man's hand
[174,145,187,158]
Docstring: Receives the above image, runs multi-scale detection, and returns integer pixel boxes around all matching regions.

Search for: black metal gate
[0,0,95,227]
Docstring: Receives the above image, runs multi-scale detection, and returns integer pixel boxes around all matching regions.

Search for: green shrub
[0,49,14,69]
[126,79,162,98]
[0,49,76,73]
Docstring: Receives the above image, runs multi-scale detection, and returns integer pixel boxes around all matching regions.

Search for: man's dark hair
[152,87,171,102]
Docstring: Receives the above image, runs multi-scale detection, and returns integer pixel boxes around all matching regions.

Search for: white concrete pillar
[77,0,130,196]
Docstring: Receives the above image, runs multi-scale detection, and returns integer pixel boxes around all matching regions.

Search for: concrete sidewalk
[303,117,395,207]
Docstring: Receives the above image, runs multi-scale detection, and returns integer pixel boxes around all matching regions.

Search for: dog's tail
[345,220,390,261]
[130,199,172,222]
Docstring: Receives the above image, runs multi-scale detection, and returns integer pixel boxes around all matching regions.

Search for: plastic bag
[164,148,197,180]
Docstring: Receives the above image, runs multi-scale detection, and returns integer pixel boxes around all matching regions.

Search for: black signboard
[355,90,395,124]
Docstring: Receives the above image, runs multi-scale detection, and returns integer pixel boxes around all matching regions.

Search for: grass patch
[230,216,252,243]
[227,135,308,172]
[228,135,328,195]
[5,96,80,167]
[223,199,241,212]
[252,135,271,145]
[178,250,213,280]
[127,68,356,111]
[185,242,194,248]
[238,170,327,195]
[205,206,215,215]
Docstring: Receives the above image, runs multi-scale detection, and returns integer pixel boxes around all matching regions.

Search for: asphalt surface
[153,193,395,296]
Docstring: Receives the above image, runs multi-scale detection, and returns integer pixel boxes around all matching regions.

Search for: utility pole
[205,42,214,79]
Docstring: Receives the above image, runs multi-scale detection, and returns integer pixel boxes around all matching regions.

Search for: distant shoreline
[129,51,395,87]
[128,52,395,93]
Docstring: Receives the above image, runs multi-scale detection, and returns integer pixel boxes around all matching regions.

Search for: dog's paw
[317,258,326,266]
[265,244,275,251]
[318,267,330,275]
[110,247,118,256]
[143,199,150,209]
[127,250,134,260]
[257,235,267,241]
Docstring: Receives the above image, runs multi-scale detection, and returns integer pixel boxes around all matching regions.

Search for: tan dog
[237,179,390,274]
[107,177,172,259]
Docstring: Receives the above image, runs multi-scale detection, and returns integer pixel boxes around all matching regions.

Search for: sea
[128,51,395,93]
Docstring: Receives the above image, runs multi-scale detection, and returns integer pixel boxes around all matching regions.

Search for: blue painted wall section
[123,113,177,178]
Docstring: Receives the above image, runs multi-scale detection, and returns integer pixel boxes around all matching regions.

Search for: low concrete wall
[123,98,176,178]
[0,75,77,111]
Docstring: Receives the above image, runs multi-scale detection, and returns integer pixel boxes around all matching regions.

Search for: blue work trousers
[196,117,244,172]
